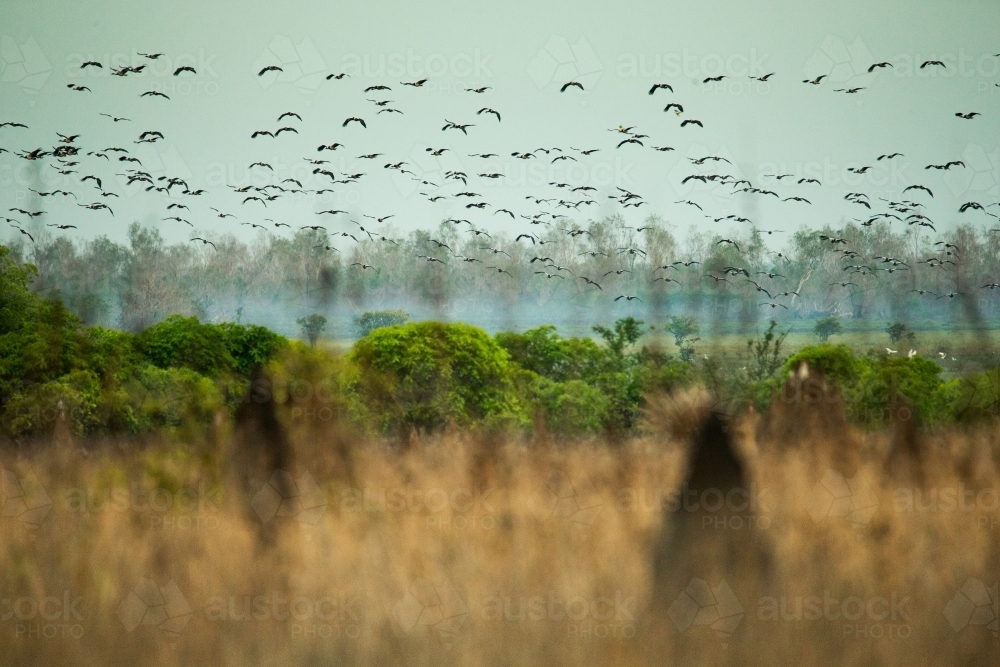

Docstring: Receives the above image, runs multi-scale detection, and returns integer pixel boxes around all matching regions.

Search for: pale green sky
[1,0,998,249]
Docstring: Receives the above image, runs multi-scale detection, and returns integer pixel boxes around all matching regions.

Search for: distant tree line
[6,215,1000,338]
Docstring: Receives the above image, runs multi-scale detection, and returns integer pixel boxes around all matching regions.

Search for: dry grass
[1,369,997,665]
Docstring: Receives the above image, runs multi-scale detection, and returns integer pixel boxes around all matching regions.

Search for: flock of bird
[2,50,1000,307]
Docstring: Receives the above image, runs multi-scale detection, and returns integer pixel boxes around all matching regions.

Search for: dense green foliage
[779,343,961,424]
[498,319,691,435]
[351,321,524,431]
[0,241,997,441]
[0,251,288,440]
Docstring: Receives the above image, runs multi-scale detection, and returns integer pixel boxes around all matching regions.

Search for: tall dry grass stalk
[0,367,997,665]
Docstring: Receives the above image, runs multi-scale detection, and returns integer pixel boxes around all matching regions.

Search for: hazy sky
[1,0,998,250]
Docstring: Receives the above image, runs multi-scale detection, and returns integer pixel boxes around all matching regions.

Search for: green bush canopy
[351,321,524,431]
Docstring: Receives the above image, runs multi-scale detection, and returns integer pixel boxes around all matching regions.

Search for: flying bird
[477,108,501,122]
[903,185,933,197]
[442,119,474,134]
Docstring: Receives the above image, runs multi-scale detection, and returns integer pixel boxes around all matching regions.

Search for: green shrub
[0,244,38,337]
[517,372,609,436]
[814,317,843,342]
[136,315,234,376]
[593,317,648,359]
[1,369,102,437]
[14,298,86,385]
[781,343,861,386]
[350,321,525,431]
[665,316,700,361]
[216,322,287,376]
[592,370,644,434]
[846,353,953,425]
[639,346,693,394]
[495,325,605,382]
[950,367,1000,422]
[124,365,224,435]
[354,310,409,338]
[886,322,914,345]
